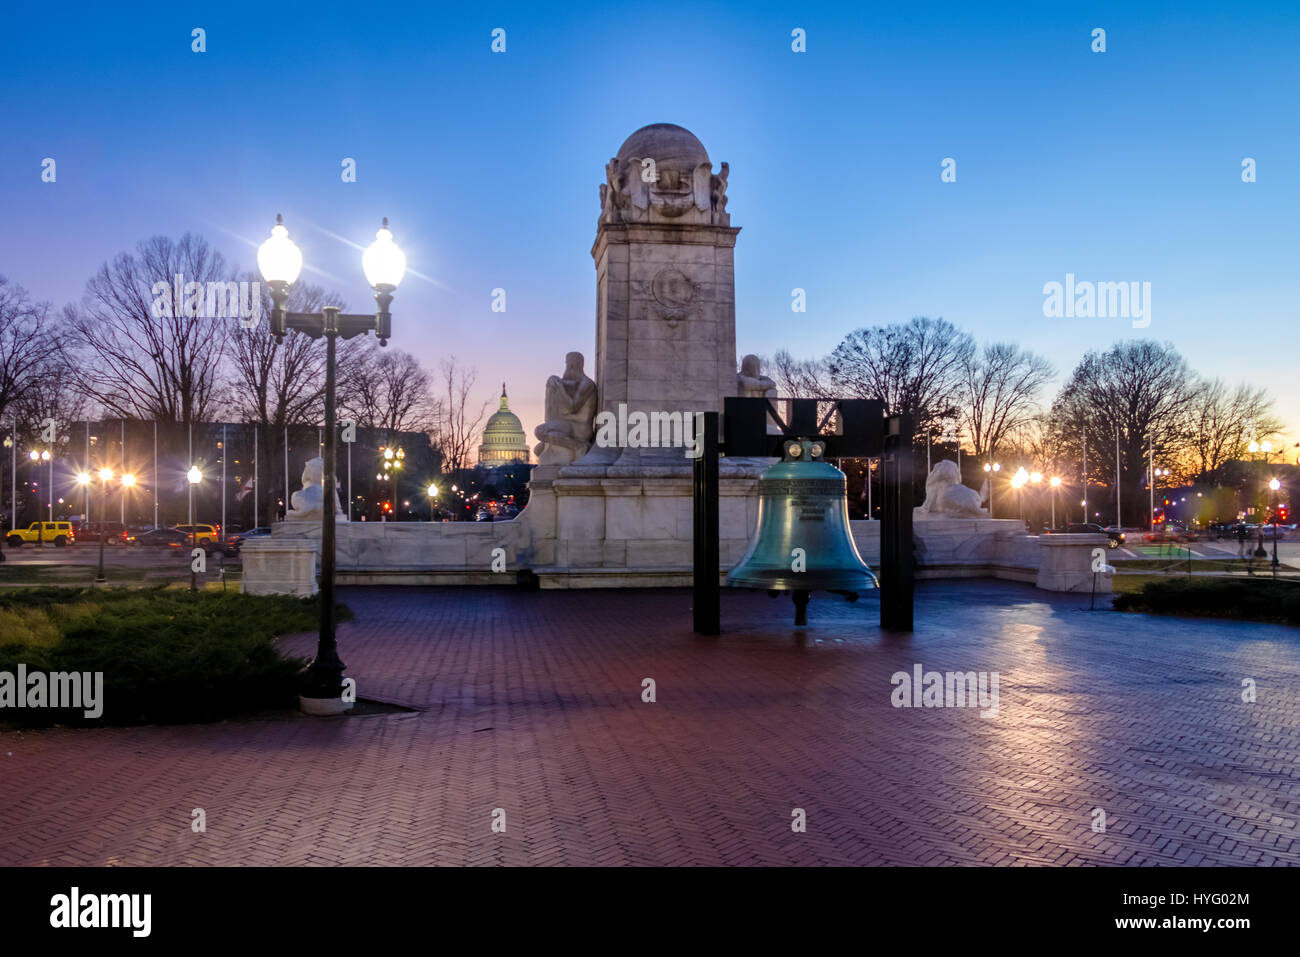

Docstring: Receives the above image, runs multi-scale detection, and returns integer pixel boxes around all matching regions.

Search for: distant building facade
[478,384,530,466]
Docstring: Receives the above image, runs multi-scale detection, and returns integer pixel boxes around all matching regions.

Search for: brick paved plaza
[3,581,1299,866]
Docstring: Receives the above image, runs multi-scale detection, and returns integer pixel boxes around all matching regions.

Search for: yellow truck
[6,521,77,547]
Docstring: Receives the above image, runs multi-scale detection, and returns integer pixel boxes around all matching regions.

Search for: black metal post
[95,479,107,583]
[1271,498,1280,578]
[189,483,197,593]
[880,414,915,631]
[692,411,720,635]
[303,310,346,700]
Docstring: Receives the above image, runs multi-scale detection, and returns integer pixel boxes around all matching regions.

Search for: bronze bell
[726,438,879,624]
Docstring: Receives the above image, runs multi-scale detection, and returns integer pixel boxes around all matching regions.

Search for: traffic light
[382,501,392,514]
[1279,504,1290,522]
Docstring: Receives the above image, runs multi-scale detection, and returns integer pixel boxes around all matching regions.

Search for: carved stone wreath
[651,267,696,327]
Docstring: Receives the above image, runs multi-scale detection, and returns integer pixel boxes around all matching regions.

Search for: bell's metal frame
[692,397,914,633]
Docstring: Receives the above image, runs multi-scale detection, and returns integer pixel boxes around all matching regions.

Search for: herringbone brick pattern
[2,581,1298,866]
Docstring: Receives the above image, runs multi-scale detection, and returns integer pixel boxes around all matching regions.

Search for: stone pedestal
[240,537,319,596]
[1036,533,1113,593]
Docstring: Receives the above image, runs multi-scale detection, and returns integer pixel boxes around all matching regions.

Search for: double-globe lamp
[256,214,406,714]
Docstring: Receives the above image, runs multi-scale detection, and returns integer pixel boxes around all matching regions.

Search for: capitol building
[478,384,530,466]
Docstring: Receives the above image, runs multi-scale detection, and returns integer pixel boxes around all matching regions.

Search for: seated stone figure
[737,354,776,400]
[286,456,344,521]
[915,459,985,518]
[534,351,597,465]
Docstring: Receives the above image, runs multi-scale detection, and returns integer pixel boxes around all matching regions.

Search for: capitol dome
[478,384,530,466]
[616,123,710,172]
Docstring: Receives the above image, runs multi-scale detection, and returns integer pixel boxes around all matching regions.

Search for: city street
[0,540,238,587]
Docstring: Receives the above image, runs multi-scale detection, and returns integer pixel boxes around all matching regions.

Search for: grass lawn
[1112,576,1300,625]
[0,587,346,726]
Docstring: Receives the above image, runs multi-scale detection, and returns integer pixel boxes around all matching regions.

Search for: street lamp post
[187,466,202,592]
[427,483,439,522]
[258,214,405,714]
[121,473,135,527]
[1269,477,1281,577]
[983,461,1001,518]
[1049,476,1061,528]
[1011,467,1029,522]
[96,469,113,583]
[28,449,51,546]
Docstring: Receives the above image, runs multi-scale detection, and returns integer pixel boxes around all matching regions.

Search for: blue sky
[3,1,1297,447]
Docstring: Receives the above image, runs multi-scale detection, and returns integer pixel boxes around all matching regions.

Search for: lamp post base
[298,694,353,716]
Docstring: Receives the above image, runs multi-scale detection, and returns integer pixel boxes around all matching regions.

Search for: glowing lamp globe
[257,215,303,285]
[362,219,406,289]
[98,467,114,482]
[121,474,136,488]
[187,466,202,485]
[76,472,91,486]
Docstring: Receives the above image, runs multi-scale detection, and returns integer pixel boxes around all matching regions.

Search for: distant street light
[258,212,405,714]
[1268,477,1282,576]
[1011,468,1030,521]
[427,483,439,522]
[983,462,1001,518]
[28,448,52,546]
[1049,476,1062,528]
[187,466,202,592]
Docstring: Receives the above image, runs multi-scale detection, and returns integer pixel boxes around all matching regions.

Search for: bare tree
[225,278,347,522]
[0,277,50,429]
[960,342,1054,462]
[767,349,832,398]
[1188,379,1284,477]
[339,340,438,435]
[432,356,489,473]
[827,316,975,434]
[1049,340,1198,526]
[226,278,345,428]
[62,234,233,426]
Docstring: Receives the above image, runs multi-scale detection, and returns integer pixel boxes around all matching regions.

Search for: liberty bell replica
[727,438,879,625]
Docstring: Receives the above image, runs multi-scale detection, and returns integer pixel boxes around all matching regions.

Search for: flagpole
[120,419,125,523]
[221,423,227,542]
[253,424,259,529]
[284,423,289,520]
[153,420,158,528]
[84,421,90,522]
[1115,425,1122,528]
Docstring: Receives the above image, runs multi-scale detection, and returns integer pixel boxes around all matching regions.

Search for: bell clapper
[792,589,810,626]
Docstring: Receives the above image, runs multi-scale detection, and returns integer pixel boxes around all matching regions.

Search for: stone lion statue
[915,459,985,519]
[286,456,344,521]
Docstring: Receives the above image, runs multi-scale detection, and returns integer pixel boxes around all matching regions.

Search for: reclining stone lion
[915,459,985,518]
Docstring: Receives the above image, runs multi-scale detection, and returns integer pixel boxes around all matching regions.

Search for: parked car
[1205,522,1243,540]
[133,528,189,548]
[1049,523,1125,548]
[75,521,132,545]
[223,526,272,554]
[172,523,220,546]
[6,521,76,547]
